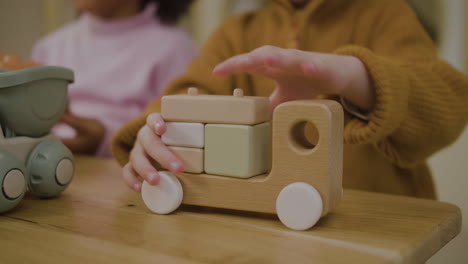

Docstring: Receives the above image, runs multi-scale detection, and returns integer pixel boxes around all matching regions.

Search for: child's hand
[60,113,105,154]
[122,113,184,192]
[213,45,374,112]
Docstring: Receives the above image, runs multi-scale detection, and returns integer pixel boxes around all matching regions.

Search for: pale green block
[205,122,271,178]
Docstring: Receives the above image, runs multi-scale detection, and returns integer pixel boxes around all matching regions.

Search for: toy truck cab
[142,88,343,230]
[0,66,74,213]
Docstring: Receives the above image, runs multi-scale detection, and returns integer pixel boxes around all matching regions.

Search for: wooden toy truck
[141,88,343,230]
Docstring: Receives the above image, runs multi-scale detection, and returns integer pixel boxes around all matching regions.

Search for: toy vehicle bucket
[0,66,73,137]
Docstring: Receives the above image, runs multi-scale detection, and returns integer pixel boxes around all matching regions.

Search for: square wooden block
[205,123,271,178]
[162,122,204,148]
[168,146,204,174]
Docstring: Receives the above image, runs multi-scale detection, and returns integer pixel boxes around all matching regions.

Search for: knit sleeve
[334,1,468,168]
[111,18,243,166]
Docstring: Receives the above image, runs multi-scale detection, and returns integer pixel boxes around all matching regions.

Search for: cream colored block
[162,122,204,148]
[168,146,204,174]
[161,88,269,125]
[204,122,271,178]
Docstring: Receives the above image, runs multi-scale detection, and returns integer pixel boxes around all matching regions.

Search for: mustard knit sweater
[112,0,468,199]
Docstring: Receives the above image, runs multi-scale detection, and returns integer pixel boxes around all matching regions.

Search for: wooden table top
[0,156,461,263]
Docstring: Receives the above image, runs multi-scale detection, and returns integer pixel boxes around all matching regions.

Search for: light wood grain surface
[0,156,461,264]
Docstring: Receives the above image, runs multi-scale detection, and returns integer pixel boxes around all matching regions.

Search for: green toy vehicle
[0,66,74,213]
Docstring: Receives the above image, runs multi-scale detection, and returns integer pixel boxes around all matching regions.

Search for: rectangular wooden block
[161,91,269,125]
[168,146,204,174]
[162,122,204,148]
[204,122,271,178]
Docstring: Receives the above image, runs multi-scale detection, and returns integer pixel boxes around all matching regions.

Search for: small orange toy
[0,53,39,70]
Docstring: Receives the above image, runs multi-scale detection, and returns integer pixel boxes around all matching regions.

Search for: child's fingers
[213,45,305,76]
[61,113,100,134]
[300,56,331,80]
[61,137,85,153]
[212,53,254,75]
[146,113,166,136]
[255,46,313,74]
[251,45,287,65]
[130,142,160,186]
[248,64,283,79]
[138,126,184,174]
[254,47,337,86]
[61,113,84,130]
[212,46,283,75]
[122,162,142,192]
[252,46,336,81]
[269,87,282,115]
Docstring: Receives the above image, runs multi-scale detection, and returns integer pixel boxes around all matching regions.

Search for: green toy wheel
[0,150,27,213]
[26,140,74,198]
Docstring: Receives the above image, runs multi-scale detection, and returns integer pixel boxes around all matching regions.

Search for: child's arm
[60,113,106,154]
[331,1,468,168]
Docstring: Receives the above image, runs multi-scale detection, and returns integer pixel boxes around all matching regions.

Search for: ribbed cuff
[339,96,371,121]
[334,45,410,145]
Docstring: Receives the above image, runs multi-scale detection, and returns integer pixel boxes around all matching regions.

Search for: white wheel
[3,169,26,199]
[56,159,74,185]
[141,171,183,214]
[276,182,323,230]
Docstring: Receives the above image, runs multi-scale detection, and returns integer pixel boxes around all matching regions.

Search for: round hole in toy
[289,121,319,152]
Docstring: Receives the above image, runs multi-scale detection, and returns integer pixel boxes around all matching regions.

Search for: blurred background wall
[0,0,466,262]
[425,1,468,263]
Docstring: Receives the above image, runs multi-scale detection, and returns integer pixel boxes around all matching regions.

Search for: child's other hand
[122,113,184,192]
[60,113,105,155]
[213,45,374,113]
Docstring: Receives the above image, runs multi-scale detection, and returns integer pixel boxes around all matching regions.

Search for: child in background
[32,0,197,157]
[112,0,468,198]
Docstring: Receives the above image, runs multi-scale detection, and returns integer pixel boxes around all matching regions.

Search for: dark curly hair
[141,0,194,24]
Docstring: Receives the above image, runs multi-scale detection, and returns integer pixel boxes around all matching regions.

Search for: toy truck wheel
[26,140,74,198]
[141,171,183,214]
[0,151,27,213]
[276,182,323,230]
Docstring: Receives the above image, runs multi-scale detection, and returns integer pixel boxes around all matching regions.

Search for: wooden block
[161,88,270,125]
[168,146,203,174]
[204,122,271,178]
[162,122,204,148]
